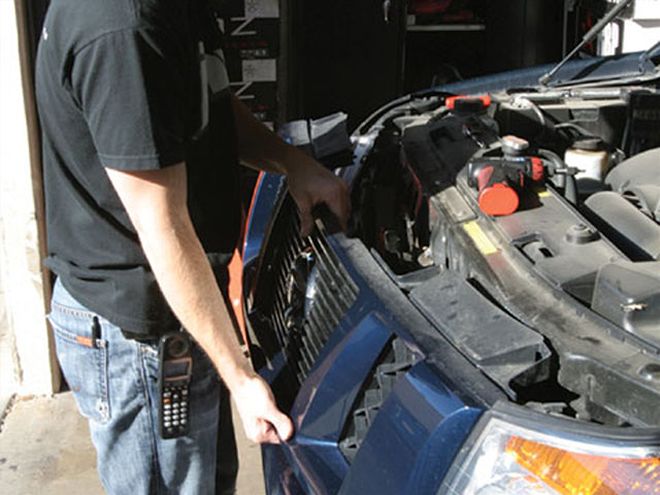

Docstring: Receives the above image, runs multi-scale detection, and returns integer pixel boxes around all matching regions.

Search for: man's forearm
[231,94,308,175]
[105,165,251,389]
[137,206,252,389]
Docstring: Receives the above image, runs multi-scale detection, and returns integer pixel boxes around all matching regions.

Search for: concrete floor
[0,393,265,494]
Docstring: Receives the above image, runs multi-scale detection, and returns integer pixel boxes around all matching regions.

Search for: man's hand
[232,375,294,443]
[285,153,350,237]
[231,95,351,236]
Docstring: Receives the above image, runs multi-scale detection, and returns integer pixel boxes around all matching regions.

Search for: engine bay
[349,86,660,427]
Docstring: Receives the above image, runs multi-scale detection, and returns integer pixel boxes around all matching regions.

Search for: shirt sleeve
[70,27,191,170]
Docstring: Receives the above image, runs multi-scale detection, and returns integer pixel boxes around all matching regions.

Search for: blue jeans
[49,278,238,494]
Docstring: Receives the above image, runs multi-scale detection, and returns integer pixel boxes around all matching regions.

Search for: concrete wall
[0,227,20,413]
[0,0,59,408]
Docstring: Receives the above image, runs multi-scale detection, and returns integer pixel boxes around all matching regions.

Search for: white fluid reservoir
[565,138,610,192]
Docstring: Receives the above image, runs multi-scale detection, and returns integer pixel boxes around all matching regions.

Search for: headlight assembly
[441,403,660,495]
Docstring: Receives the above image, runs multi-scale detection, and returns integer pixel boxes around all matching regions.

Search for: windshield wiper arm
[539,0,634,86]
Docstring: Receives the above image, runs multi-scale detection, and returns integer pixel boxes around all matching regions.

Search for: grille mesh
[256,196,359,387]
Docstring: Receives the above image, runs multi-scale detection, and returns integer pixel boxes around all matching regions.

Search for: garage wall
[0,227,20,413]
[0,0,59,408]
[598,0,660,55]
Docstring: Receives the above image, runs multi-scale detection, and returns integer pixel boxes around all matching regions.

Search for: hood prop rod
[539,0,634,86]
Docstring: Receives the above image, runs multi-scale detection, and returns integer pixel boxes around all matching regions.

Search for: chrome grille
[254,197,359,387]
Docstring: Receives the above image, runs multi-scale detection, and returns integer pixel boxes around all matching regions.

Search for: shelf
[406,23,486,32]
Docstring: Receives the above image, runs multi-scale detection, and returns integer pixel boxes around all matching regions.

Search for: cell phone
[158,332,193,439]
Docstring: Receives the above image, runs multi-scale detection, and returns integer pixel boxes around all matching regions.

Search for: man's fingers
[246,420,280,444]
[245,416,292,444]
[298,206,314,237]
[268,409,294,441]
[302,180,351,236]
[258,422,282,444]
[340,182,351,230]
[327,183,350,232]
[260,395,294,442]
[318,178,350,233]
[260,429,281,444]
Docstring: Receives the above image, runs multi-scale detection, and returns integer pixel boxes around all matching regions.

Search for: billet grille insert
[260,197,359,386]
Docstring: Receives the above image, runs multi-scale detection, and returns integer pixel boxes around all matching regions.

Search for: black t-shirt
[36,0,241,337]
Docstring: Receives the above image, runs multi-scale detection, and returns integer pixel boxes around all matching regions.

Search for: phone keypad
[161,386,189,437]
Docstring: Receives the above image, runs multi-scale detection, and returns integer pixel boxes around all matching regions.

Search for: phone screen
[163,359,192,380]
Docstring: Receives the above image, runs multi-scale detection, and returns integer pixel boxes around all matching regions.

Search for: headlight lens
[444,417,660,494]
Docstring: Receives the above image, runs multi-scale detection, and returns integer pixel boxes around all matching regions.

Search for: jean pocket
[49,305,111,425]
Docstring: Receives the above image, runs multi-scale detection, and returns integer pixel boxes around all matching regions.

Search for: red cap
[479,183,519,216]
[446,94,492,112]
[531,157,544,182]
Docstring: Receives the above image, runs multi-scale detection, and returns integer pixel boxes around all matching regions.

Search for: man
[35,0,349,493]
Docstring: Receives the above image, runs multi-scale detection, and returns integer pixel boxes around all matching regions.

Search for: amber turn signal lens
[506,436,660,494]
